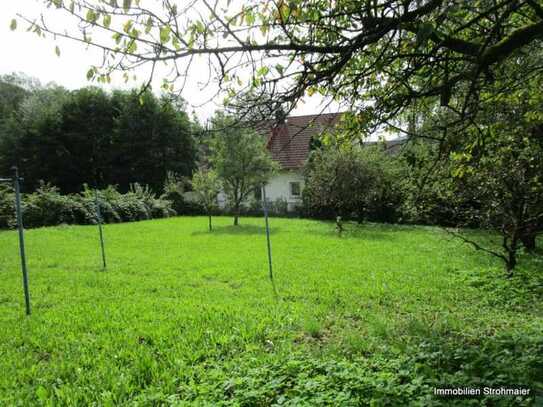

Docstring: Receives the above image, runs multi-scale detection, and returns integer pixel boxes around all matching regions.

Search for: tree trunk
[208,214,212,231]
[233,207,239,226]
[504,233,519,277]
[336,215,344,236]
[505,251,516,278]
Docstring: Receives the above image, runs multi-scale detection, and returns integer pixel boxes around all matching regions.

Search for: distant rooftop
[260,112,343,170]
[258,113,404,170]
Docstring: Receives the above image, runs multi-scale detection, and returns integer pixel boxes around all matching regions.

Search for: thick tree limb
[479,20,543,67]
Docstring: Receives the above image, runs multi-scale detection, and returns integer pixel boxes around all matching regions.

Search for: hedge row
[0,183,177,229]
[0,182,300,230]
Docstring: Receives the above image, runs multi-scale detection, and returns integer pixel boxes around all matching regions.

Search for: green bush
[0,183,15,228]
[161,172,204,215]
[110,193,150,222]
[162,192,204,215]
[246,197,262,214]
[22,183,82,228]
[303,144,405,222]
[80,186,120,224]
[0,182,175,230]
[269,197,289,216]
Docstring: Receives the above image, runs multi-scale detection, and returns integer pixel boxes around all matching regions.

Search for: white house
[213,112,404,212]
[216,112,343,211]
[258,112,343,211]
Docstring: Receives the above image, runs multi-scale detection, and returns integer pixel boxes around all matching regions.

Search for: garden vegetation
[0,217,541,405]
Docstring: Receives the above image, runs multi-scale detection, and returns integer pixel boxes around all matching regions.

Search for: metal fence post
[94,189,107,270]
[13,167,31,315]
[262,184,277,296]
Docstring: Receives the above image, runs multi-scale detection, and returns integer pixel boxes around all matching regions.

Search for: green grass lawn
[0,216,541,406]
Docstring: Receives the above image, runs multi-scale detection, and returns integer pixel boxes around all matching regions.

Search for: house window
[290,182,301,197]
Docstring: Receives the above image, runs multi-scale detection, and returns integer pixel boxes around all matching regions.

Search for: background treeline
[0,73,198,193]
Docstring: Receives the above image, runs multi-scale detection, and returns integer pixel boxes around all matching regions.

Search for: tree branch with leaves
[11,1,542,140]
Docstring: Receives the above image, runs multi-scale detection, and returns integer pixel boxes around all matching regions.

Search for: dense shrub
[0,183,15,229]
[301,139,496,228]
[79,186,120,224]
[22,183,85,228]
[398,140,478,227]
[161,172,204,215]
[303,144,405,222]
[0,183,175,229]
[161,192,204,216]
[268,197,289,216]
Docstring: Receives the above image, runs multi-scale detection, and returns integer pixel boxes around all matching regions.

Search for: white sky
[0,0,335,122]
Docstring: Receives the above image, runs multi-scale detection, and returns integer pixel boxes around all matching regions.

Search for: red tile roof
[258,113,344,170]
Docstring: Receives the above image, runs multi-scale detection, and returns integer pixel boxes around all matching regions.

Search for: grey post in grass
[94,189,107,270]
[262,184,277,296]
[13,167,31,315]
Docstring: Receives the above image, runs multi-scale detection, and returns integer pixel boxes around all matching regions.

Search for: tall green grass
[0,217,541,405]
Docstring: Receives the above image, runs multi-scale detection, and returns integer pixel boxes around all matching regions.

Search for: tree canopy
[304,141,405,222]
[0,77,197,192]
[208,113,277,225]
[16,1,543,135]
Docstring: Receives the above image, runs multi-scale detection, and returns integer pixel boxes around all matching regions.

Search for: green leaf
[159,26,171,44]
[245,10,255,25]
[145,16,153,34]
[35,386,48,402]
[123,19,133,33]
[123,0,132,12]
[113,32,122,44]
[127,40,137,53]
[195,21,205,34]
[86,67,95,80]
[278,3,290,20]
[55,45,61,57]
[9,19,17,31]
[257,66,269,76]
[86,9,97,24]
[172,36,181,50]
[103,14,112,28]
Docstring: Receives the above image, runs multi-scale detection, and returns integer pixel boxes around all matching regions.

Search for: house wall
[216,170,305,212]
[263,171,304,212]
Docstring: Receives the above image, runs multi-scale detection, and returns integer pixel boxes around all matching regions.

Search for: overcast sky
[1,2,112,88]
[0,1,336,122]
